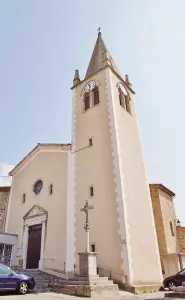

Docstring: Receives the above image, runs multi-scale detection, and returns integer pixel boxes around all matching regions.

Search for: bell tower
[68,31,162,290]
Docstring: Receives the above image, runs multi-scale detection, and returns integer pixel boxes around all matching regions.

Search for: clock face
[119,83,127,95]
[84,80,96,92]
[84,84,90,93]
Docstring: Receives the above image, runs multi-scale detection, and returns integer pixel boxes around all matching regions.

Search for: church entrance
[26,224,42,269]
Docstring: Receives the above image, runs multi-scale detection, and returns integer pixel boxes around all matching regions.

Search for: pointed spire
[73,69,81,86]
[85,31,122,80]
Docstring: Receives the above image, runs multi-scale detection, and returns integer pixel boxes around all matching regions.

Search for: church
[2,32,164,290]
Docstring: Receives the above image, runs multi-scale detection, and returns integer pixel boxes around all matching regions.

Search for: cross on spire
[97,27,101,34]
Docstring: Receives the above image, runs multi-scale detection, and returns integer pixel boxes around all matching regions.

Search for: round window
[33,180,43,195]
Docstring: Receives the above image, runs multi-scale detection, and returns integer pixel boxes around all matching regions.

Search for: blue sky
[0,0,185,224]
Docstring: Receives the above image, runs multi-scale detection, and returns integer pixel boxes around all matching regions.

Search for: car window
[0,265,11,276]
[179,269,185,276]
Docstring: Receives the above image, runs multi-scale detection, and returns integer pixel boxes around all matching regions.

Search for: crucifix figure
[80,200,94,252]
[97,27,101,33]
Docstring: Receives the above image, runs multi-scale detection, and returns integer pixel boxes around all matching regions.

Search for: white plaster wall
[108,69,162,285]
[6,150,68,271]
[163,255,179,277]
[74,71,123,278]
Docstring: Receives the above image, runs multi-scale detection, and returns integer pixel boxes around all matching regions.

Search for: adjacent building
[0,186,10,233]
[150,184,185,278]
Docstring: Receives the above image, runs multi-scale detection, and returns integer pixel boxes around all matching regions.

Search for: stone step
[35,280,49,284]
[57,279,114,285]
[35,283,49,287]
[27,275,49,280]
[34,286,51,293]
[70,276,109,281]
[173,286,185,292]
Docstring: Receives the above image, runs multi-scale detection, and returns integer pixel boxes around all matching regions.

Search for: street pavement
[0,290,178,300]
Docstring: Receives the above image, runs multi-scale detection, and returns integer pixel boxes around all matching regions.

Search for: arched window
[125,95,131,114]
[118,83,131,114]
[170,221,175,236]
[84,92,90,111]
[93,86,99,105]
[119,88,126,109]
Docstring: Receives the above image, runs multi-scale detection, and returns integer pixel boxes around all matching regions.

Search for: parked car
[0,263,35,294]
[163,268,185,290]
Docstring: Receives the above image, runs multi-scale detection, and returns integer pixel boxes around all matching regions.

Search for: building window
[93,87,99,105]
[33,180,43,195]
[118,88,131,114]
[89,186,94,197]
[84,92,90,111]
[49,184,53,195]
[89,138,93,146]
[170,221,175,236]
[22,193,26,203]
[125,95,131,114]
[91,244,96,252]
[119,88,126,108]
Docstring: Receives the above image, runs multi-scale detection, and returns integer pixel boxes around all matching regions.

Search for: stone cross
[80,200,94,252]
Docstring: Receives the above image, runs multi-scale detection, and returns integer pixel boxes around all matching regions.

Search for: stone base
[173,286,185,292]
[78,252,98,277]
[51,275,119,297]
[52,284,119,297]
[165,292,185,298]
[124,283,162,294]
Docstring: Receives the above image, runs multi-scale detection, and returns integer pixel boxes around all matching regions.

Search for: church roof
[9,143,71,176]
[149,183,175,198]
[85,32,122,80]
[0,186,10,192]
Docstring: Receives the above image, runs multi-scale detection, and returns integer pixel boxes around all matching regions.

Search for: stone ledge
[165,292,185,298]
[124,283,162,294]
[52,283,119,297]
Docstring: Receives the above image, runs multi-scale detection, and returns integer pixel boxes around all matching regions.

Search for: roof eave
[150,183,175,198]
[9,143,72,177]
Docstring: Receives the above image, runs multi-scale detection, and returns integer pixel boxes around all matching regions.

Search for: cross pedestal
[52,199,119,297]
[78,252,98,277]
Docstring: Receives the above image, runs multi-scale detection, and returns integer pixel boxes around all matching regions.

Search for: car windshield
[0,264,16,276]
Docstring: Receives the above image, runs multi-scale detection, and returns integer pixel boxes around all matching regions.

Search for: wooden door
[26,224,42,269]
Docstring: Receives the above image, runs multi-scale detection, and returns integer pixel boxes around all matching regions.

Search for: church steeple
[85,31,122,80]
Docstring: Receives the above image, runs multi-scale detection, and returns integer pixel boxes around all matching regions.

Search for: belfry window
[125,95,131,114]
[93,87,99,105]
[84,92,90,111]
[119,88,126,109]
[118,84,131,114]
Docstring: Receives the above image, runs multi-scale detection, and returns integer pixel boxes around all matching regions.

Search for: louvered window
[119,88,131,114]
[93,87,99,105]
[84,93,90,111]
